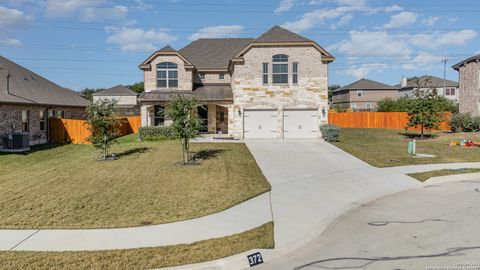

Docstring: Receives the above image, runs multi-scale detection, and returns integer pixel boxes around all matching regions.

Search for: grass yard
[0,135,270,229]
[332,128,480,167]
[408,168,480,182]
[0,222,274,270]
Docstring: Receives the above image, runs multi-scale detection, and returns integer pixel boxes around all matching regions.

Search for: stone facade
[0,104,85,146]
[457,61,480,115]
[230,46,329,138]
[93,95,137,106]
[144,55,193,91]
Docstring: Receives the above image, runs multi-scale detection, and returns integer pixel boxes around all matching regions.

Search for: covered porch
[138,84,234,135]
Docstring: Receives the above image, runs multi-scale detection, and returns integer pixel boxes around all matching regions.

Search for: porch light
[321,107,326,118]
[238,109,242,117]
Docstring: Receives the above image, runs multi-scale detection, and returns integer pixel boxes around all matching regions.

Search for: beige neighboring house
[138,26,334,139]
[92,85,139,116]
[398,75,459,101]
[453,55,480,116]
[0,55,88,147]
[331,78,399,111]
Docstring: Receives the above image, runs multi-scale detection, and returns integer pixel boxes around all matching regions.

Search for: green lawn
[332,128,480,167]
[0,135,270,229]
[0,222,274,270]
[408,168,480,182]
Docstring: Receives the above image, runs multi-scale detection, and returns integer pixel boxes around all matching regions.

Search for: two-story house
[453,54,480,115]
[138,26,334,139]
[398,75,459,101]
[92,85,139,116]
[331,78,399,111]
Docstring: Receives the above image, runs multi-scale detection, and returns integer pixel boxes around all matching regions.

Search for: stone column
[140,105,148,127]
[207,104,217,134]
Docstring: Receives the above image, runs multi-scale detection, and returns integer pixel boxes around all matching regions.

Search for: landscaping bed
[0,222,274,270]
[332,128,480,167]
[0,135,270,229]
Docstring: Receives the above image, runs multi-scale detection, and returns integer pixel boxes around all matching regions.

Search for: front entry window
[157,62,178,88]
[154,105,165,126]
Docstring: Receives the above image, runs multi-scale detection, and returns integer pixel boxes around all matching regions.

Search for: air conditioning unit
[2,133,30,150]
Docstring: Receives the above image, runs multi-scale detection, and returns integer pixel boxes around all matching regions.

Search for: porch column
[207,104,217,134]
[141,105,149,127]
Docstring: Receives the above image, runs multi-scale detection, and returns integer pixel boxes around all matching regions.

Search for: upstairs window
[262,63,268,85]
[292,62,298,85]
[219,73,225,80]
[272,54,288,84]
[357,90,363,97]
[199,73,205,80]
[157,62,178,88]
[445,88,456,96]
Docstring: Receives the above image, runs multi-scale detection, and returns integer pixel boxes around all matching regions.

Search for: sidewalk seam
[9,230,40,251]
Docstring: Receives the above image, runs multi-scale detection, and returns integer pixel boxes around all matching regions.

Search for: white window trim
[157,63,179,88]
[357,90,363,97]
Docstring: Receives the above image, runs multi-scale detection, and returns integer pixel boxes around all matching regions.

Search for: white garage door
[244,110,277,139]
[283,110,318,139]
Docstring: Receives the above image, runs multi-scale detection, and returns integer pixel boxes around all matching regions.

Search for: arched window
[157,62,178,88]
[272,54,288,84]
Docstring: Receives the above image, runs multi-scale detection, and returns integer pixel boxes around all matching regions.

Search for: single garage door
[244,110,277,139]
[283,110,318,139]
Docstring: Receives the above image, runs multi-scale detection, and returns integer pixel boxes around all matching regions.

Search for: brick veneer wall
[0,104,86,145]
[458,61,480,115]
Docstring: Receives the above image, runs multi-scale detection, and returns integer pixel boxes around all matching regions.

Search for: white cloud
[408,30,478,49]
[331,14,353,29]
[106,27,177,52]
[44,0,128,21]
[0,38,23,46]
[422,16,440,27]
[344,63,388,79]
[383,11,417,29]
[282,2,403,33]
[188,25,244,41]
[401,52,445,70]
[0,5,33,28]
[275,0,295,14]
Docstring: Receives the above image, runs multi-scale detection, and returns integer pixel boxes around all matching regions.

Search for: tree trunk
[182,138,187,164]
[421,125,424,138]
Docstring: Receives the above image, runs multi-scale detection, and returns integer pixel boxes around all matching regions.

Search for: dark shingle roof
[334,78,398,92]
[401,75,458,89]
[138,84,233,102]
[93,85,138,96]
[452,54,480,70]
[0,55,89,107]
[179,38,254,70]
[254,25,312,43]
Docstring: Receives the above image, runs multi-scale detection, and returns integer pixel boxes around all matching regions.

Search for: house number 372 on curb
[247,252,264,267]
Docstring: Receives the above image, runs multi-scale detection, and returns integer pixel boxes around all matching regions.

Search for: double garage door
[244,109,318,139]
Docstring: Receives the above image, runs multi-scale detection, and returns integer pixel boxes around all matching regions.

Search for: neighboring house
[0,55,88,146]
[452,55,480,115]
[398,75,459,101]
[92,85,139,116]
[331,78,398,111]
[138,26,334,139]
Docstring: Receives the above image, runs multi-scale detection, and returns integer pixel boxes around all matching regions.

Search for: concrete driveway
[245,140,418,251]
[258,179,480,270]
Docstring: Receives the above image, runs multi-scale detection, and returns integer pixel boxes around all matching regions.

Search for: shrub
[321,124,340,142]
[377,96,457,113]
[139,126,176,141]
[450,113,480,132]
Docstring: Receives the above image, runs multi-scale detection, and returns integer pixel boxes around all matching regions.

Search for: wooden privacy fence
[328,112,451,131]
[49,116,141,145]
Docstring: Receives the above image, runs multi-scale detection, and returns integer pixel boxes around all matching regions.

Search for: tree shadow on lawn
[398,132,438,140]
[193,149,226,161]
[115,147,151,158]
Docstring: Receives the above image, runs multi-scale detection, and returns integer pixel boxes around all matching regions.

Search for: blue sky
[1,0,479,91]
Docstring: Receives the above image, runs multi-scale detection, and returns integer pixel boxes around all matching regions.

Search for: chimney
[401,76,407,88]
[6,71,11,95]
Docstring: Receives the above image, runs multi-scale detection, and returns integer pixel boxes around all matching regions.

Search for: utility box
[10,133,30,149]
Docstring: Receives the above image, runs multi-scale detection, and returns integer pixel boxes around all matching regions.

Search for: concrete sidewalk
[245,139,419,251]
[384,162,480,174]
[0,192,271,251]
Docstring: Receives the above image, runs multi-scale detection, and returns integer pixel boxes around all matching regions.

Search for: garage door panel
[244,110,277,139]
[284,110,318,139]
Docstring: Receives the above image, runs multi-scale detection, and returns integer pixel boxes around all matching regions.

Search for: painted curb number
[247,252,264,267]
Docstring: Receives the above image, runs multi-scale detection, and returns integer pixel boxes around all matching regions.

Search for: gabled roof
[0,55,89,107]
[179,38,254,70]
[92,85,138,96]
[139,45,194,70]
[452,54,480,70]
[158,45,177,52]
[254,25,312,43]
[334,78,397,92]
[401,75,458,89]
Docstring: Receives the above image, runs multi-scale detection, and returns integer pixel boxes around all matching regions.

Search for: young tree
[406,78,444,137]
[127,82,144,93]
[86,99,123,160]
[167,94,202,164]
